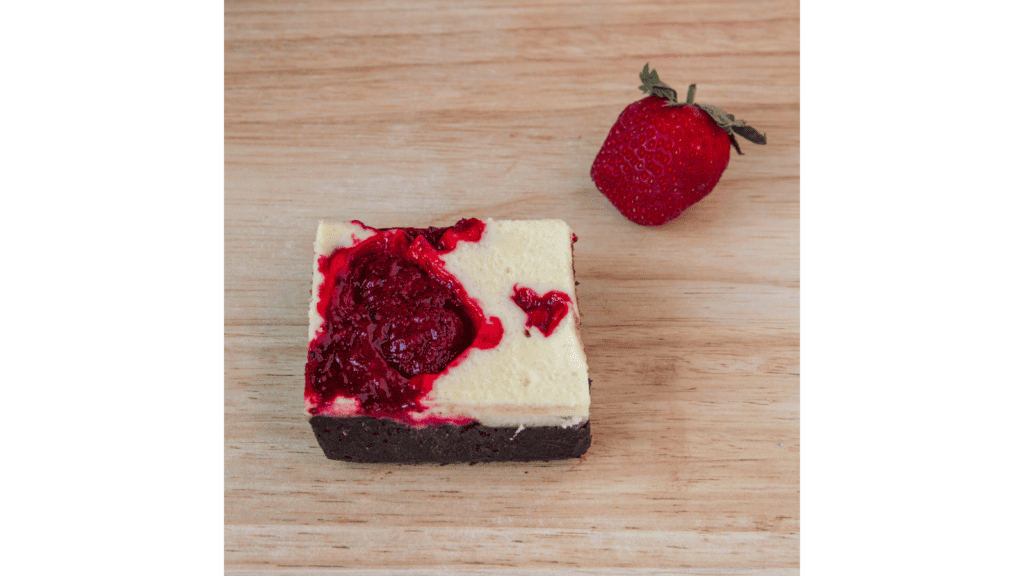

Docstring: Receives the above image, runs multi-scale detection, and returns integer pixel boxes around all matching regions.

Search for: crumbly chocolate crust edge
[309,416,591,463]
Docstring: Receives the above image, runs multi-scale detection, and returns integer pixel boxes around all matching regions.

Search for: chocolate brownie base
[309,416,591,463]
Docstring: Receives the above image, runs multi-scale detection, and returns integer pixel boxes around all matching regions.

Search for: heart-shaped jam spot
[511,285,572,337]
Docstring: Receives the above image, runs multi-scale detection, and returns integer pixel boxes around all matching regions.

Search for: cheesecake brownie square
[304,218,591,462]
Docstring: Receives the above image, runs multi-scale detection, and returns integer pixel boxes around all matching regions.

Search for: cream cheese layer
[307,219,590,428]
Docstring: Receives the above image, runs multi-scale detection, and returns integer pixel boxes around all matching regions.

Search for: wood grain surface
[225,0,799,573]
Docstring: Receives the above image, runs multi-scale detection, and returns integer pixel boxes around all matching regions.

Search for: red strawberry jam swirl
[305,219,503,424]
[511,285,573,337]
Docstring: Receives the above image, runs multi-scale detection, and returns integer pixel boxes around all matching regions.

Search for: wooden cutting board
[225,0,799,573]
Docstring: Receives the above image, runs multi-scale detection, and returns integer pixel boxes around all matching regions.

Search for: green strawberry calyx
[638,63,767,155]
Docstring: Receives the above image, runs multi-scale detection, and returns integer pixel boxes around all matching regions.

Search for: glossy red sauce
[305,219,502,424]
[511,285,572,337]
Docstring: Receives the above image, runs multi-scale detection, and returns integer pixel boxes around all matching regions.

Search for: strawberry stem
[636,64,767,154]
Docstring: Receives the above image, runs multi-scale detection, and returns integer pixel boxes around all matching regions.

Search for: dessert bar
[304,218,591,462]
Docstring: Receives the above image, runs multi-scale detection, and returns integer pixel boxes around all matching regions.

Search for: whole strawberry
[591,64,766,226]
